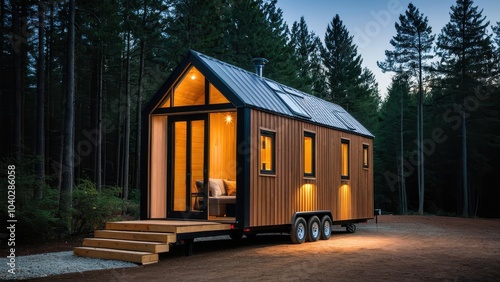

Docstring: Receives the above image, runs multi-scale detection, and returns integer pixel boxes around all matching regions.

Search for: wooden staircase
[74,220,232,264]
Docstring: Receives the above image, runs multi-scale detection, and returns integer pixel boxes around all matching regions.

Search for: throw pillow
[212,178,226,195]
[224,180,237,196]
[209,179,222,197]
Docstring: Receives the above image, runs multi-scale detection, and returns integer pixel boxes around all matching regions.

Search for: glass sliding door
[168,114,208,219]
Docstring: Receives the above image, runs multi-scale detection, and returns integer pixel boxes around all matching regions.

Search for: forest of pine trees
[1,0,499,239]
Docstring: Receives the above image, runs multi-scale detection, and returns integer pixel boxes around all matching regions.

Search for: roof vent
[252,58,269,77]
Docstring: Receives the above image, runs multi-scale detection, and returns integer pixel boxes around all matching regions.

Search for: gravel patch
[1,251,136,280]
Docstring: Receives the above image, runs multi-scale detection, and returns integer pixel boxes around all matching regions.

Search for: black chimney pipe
[252,58,269,77]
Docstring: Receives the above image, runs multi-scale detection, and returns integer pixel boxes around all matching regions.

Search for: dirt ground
[30,215,500,281]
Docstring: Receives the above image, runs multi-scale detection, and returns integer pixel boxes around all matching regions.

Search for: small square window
[341,139,350,180]
[260,130,275,174]
[363,144,369,168]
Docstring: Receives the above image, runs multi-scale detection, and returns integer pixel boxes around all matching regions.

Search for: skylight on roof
[265,80,283,92]
[282,86,304,98]
[276,92,311,119]
[264,79,311,119]
[333,111,356,130]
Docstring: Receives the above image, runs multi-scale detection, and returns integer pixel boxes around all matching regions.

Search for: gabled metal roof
[189,50,374,138]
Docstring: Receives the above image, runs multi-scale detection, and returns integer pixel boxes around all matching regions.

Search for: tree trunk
[11,2,22,161]
[417,33,425,215]
[123,26,131,200]
[96,44,103,192]
[400,84,407,215]
[35,1,46,200]
[462,101,469,217]
[59,0,76,234]
[135,39,145,190]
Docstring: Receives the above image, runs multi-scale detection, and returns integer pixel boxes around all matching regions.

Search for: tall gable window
[260,130,275,174]
[341,139,350,180]
[304,132,315,177]
[173,66,205,107]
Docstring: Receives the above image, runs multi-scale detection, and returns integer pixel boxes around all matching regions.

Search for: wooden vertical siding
[249,109,373,227]
[149,116,167,218]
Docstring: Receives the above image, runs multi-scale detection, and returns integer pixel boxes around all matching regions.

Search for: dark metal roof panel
[191,50,374,138]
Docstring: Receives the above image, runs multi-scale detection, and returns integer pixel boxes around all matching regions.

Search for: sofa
[195,178,236,217]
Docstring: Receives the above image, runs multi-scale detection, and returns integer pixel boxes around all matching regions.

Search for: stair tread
[84,238,168,245]
[74,247,159,264]
[75,246,154,255]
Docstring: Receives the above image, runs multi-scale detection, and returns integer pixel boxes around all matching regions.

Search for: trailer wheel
[306,216,321,242]
[230,233,243,241]
[291,217,307,244]
[320,215,332,240]
[346,223,356,233]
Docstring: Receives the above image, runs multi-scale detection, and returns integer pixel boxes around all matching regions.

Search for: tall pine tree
[289,16,323,94]
[435,0,494,217]
[321,14,379,129]
[377,3,435,215]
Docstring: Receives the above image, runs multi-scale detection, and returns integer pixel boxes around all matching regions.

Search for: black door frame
[167,114,208,219]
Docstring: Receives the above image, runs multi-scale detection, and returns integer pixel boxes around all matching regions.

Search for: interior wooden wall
[209,112,237,181]
[249,109,374,227]
[149,116,167,218]
[173,122,187,211]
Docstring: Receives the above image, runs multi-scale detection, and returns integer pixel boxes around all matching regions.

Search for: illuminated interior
[341,140,350,179]
[363,144,369,168]
[150,65,237,219]
[209,112,237,180]
[173,67,205,107]
[304,134,314,176]
[210,84,230,104]
[160,66,230,108]
[260,132,274,173]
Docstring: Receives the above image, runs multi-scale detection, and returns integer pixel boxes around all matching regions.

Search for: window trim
[362,144,369,169]
[259,129,276,175]
[304,131,316,178]
[341,139,350,180]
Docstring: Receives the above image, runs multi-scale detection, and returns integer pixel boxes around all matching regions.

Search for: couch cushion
[208,179,221,197]
[224,180,237,196]
[210,178,226,195]
[209,195,236,205]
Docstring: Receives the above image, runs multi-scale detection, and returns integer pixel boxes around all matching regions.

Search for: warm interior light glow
[304,136,313,174]
[225,114,233,124]
[191,75,196,80]
[341,141,349,178]
[260,134,273,171]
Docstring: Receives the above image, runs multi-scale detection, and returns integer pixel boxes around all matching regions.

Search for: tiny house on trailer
[141,50,374,243]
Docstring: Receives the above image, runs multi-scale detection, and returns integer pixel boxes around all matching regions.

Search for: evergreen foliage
[434,0,497,217]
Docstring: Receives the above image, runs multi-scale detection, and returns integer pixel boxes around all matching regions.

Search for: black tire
[245,233,257,240]
[320,215,332,240]
[346,223,356,233]
[291,217,307,244]
[306,216,321,242]
[230,233,243,240]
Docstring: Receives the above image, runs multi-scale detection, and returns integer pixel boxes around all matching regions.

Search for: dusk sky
[276,0,500,98]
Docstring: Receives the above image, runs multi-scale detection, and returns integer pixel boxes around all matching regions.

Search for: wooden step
[105,220,232,234]
[94,230,176,243]
[74,247,158,264]
[83,238,169,253]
